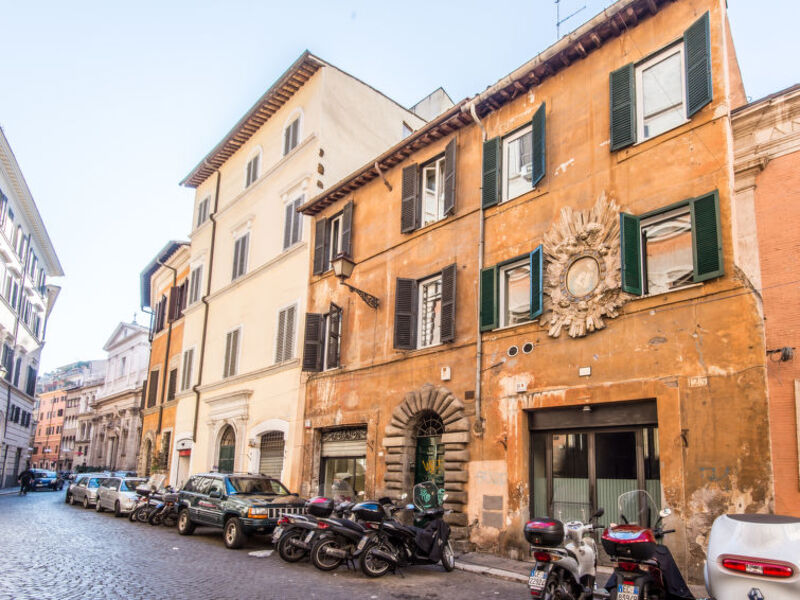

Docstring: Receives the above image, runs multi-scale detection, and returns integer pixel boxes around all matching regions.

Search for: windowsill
[635,118,690,148]
[190,219,212,239]
[640,281,702,300]
[485,187,548,220]
[615,108,717,163]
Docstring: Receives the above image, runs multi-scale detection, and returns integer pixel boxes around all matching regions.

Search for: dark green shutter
[440,263,457,343]
[685,11,712,118]
[313,218,326,275]
[341,201,353,258]
[393,278,417,349]
[620,213,642,295]
[479,266,498,331]
[302,313,324,372]
[481,138,501,208]
[609,63,636,151]
[691,190,723,281]
[401,165,418,233]
[326,303,342,369]
[531,103,546,187]
[530,245,544,319]
[443,138,456,215]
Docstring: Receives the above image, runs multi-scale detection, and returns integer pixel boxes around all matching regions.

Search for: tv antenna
[556,0,586,38]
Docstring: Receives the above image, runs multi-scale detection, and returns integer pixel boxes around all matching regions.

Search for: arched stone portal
[383,383,470,548]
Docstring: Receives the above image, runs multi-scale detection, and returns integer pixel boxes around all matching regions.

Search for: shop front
[318,427,367,502]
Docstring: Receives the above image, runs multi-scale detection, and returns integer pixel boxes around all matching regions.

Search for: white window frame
[328,213,343,263]
[639,205,695,297]
[244,149,262,188]
[223,328,242,379]
[232,232,250,281]
[417,274,442,349]
[635,43,688,143]
[196,197,210,229]
[283,195,304,251]
[420,156,446,228]
[188,265,203,305]
[283,114,302,156]
[498,258,532,328]
[502,124,533,203]
[274,303,298,364]
[322,305,342,371]
[180,347,195,391]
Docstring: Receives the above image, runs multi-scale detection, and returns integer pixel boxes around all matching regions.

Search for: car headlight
[248,508,269,518]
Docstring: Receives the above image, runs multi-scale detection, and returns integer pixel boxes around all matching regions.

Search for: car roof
[193,472,279,479]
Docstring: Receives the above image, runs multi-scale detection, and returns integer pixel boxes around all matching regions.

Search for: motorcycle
[148,490,179,527]
[359,481,455,578]
[131,487,164,523]
[704,513,800,600]
[602,490,694,600]
[273,497,354,563]
[523,506,605,599]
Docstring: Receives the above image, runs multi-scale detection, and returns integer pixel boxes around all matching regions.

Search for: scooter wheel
[162,513,177,527]
[310,538,344,571]
[136,506,150,523]
[149,512,163,526]
[277,529,307,563]
[360,541,393,578]
[441,541,455,572]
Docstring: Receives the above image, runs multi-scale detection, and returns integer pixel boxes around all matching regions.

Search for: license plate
[617,584,639,600]
[271,527,283,543]
[528,570,547,590]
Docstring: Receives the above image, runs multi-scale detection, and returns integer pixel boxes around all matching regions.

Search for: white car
[96,477,147,517]
[705,513,800,599]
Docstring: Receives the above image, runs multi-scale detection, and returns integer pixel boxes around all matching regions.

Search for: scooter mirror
[400,493,408,500]
[591,507,605,520]
[659,507,672,519]
[442,494,449,502]
[358,490,365,497]
[405,503,415,511]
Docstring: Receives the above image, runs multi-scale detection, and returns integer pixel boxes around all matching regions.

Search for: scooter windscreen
[412,481,444,511]
[618,489,659,528]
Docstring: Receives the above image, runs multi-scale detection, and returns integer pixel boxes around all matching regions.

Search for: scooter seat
[329,517,364,532]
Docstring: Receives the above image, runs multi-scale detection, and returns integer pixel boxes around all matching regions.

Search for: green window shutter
[443,138,457,216]
[620,212,642,295]
[313,218,327,275]
[530,245,544,319]
[609,63,636,151]
[691,190,723,281]
[684,11,712,118]
[301,313,324,372]
[481,138,501,208]
[531,103,546,187]
[479,266,498,331]
[440,263,457,343]
[401,165,419,233]
[393,278,417,350]
[341,201,354,258]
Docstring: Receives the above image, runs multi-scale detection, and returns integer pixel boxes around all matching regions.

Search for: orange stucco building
[32,388,66,470]
[299,0,768,582]
[734,84,800,517]
[138,241,189,485]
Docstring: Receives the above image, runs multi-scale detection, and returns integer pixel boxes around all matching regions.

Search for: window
[147,370,159,408]
[499,259,532,327]
[401,138,456,233]
[480,246,543,332]
[119,356,127,378]
[245,154,260,188]
[393,264,457,350]
[231,233,249,281]
[274,304,297,363]
[301,303,342,372]
[25,366,37,396]
[188,265,203,304]
[610,12,711,151]
[223,328,241,378]
[312,201,353,275]
[283,196,304,250]
[621,191,723,297]
[502,126,533,202]
[196,197,210,228]
[181,348,194,391]
[167,369,177,401]
[283,118,300,155]
[324,304,342,371]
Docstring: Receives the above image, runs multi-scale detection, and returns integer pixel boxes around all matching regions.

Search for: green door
[414,435,444,487]
[218,426,235,473]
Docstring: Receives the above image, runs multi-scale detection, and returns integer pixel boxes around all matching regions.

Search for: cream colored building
[173,52,429,489]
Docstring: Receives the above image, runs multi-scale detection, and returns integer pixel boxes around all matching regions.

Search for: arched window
[414,412,444,487]
[218,425,236,473]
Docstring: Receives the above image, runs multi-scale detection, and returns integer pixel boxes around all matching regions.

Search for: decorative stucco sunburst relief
[540,193,629,338]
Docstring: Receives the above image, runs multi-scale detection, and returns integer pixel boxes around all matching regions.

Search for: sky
[0,1,795,373]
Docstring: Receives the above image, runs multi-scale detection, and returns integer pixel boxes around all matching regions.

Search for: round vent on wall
[507,345,519,357]
[522,342,534,354]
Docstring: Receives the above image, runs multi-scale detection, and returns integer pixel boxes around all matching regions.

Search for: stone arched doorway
[383,384,470,548]
[414,412,445,487]
[218,425,236,473]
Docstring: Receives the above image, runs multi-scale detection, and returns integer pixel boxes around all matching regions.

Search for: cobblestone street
[0,491,525,600]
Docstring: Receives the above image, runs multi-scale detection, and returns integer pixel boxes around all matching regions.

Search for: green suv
[177,473,306,549]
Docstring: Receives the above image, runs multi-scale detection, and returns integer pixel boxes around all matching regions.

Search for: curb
[454,560,529,584]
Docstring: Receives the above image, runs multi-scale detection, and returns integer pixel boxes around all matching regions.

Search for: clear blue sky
[0,1,794,372]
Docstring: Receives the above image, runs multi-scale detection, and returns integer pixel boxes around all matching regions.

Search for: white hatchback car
[96,477,147,517]
[66,474,106,508]
[705,513,800,599]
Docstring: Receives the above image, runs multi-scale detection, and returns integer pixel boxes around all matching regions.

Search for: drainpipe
[191,169,221,443]
[463,102,486,435]
[155,259,177,436]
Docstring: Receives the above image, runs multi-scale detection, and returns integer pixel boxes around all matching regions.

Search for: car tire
[177,509,195,535]
[114,501,122,518]
[224,517,246,549]
[69,493,76,506]
[82,496,89,509]
[95,500,104,512]
[310,537,344,571]
[64,492,71,504]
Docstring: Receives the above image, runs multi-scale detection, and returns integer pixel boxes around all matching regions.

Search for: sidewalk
[455,551,708,597]
[0,486,21,496]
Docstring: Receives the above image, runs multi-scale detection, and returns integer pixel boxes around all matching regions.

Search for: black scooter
[148,491,179,527]
[273,497,353,563]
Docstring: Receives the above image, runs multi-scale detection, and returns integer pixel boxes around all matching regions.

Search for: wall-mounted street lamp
[331,256,380,309]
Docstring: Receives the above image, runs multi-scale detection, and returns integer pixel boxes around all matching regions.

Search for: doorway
[414,412,445,487]
[218,426,235,473]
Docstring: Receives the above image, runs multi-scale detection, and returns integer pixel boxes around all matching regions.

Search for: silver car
[96,477,147,517]
[66,474,106,508]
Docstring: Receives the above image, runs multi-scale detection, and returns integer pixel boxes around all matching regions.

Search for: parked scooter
[523,507,605,599]
[602,490,694,600]
[359,481,455,578]
[148,490,179,527]
[273,497,354,563]
[704,513,800,600]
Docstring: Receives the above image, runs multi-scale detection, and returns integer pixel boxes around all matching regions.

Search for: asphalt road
[0,490,526,600]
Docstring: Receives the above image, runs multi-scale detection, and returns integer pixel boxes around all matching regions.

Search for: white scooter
[524,507,604,599]
[705,513,800,600]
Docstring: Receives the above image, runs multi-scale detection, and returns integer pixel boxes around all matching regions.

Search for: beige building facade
[173,52,427,489]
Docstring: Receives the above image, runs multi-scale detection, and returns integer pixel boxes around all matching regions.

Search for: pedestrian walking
[18,466,34,495]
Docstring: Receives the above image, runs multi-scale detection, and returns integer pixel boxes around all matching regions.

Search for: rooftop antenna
[556,0,587,38]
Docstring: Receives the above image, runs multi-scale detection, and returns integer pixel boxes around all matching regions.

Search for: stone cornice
[733,86,800,174]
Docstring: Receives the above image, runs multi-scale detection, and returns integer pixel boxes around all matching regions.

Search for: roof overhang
[180,51,326,189]
[300,0,670,216]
